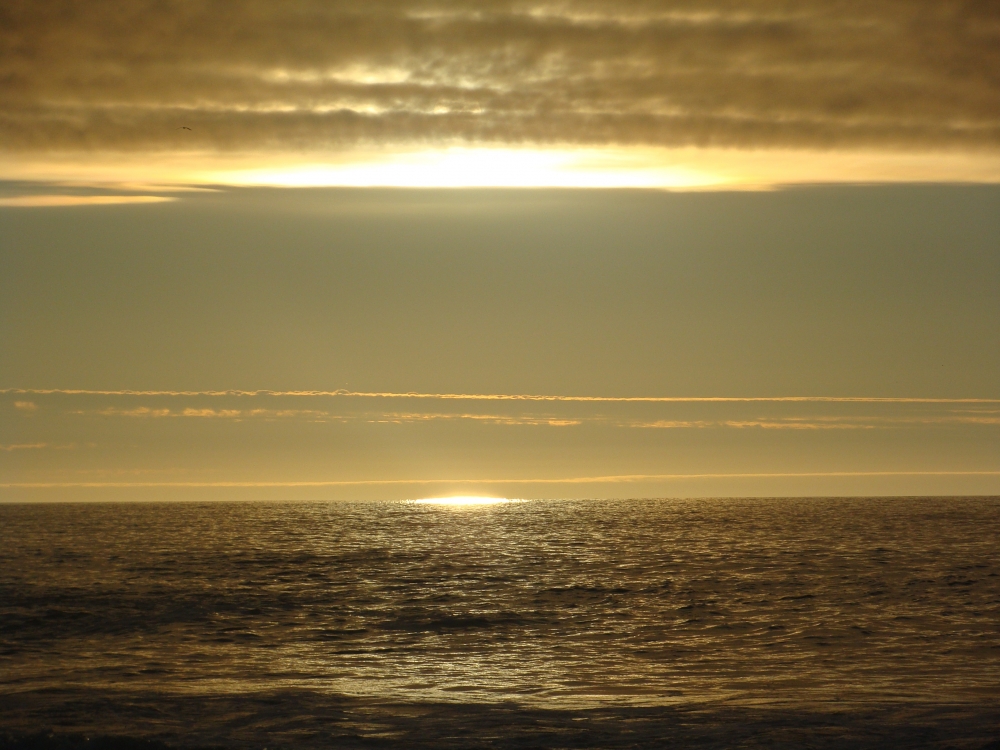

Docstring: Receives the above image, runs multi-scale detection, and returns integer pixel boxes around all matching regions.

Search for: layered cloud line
[4,471,1000,489]
[45,407,1000,429]
[3,0,999,153]
[4,388,1000,403]
[0,443,49,452]
[0,195,176,207]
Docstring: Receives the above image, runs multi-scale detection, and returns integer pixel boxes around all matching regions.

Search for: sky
[1,1,999,500]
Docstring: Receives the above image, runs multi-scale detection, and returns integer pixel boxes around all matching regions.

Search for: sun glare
[7,147,1000,191]
[410,496,515,506]
[207,148,723,189]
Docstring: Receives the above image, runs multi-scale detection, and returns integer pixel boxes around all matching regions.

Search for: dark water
[1,497,999,749]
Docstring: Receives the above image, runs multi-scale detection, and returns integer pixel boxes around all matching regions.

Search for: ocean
[1,497,998,749]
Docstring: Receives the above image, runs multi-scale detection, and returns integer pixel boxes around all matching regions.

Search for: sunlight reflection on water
[408,496,522,506]
[1,497,998,713]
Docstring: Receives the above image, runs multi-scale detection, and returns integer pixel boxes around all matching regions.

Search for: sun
[410,496,515,506]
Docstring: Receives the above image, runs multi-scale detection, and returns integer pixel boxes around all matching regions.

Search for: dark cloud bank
[2,0,999,152]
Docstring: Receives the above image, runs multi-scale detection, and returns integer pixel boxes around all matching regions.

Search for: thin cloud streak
[4,388,1000,404]
[76,406,580,425]
[724,420,872,430]
[4,471,1000,489]
[374,412,581,426]
[58,405,1000,428]
[0,195,175,207]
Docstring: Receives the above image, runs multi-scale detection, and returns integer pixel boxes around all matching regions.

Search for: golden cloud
[2,0,998,154]
[0,195,175,207]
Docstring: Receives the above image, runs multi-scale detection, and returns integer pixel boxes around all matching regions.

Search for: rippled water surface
[1,497,999,748]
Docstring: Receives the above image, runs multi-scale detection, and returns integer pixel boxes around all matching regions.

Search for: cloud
[629,420,713,428]
[375,411,581,426]
[721,419,874,430]
[2,1,998,153]
[88,406,243,418]
[14,400,38,411]
[5,388,1000,403]
[181,408,243,418]
[0,443,48,451]
[0,195,175,207]
[93,407,172,418]
[626,418,872,429]
[85,406,330,420]
[72,404,581,425]
[61,401,1000,429]
[245,408,331,419]
[4,471,1000,489]
[632,415,1000,429]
